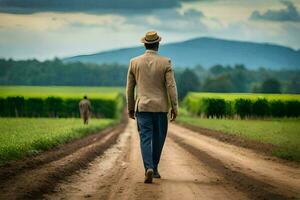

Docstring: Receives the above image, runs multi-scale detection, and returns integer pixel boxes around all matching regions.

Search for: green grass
[0,118,116,164]
[177,114,300,162]
[187,92,300,101]
[0,86,124,99]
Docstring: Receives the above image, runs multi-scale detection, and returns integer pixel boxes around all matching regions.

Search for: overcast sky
[0,0,299,60]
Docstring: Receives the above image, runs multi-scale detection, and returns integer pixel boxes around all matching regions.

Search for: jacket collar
[145,50,158,54]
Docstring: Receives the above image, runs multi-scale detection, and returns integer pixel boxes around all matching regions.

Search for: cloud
[66,15,126,31]
[1,0,300,60]
[68,22,103,29]
[0,0,180,14]
[182,8,204,18]
[125,8,207,33]
[250,1,300,22]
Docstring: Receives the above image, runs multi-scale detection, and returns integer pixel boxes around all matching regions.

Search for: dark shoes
[153,169,161,178]
[144,168,154,183]
[144,168,161,183]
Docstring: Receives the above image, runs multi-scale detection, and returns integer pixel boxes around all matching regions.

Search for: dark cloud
[250,1,300,22]
[0,0,180,14]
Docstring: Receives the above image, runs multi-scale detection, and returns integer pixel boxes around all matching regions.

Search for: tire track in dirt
[43,119,133,200]
[0,121,126,200]
[0,123,124,183]
[169,123,300,199]
[46,119,250,200]
[175,122,276,156]
[2,118,299,200]
[170,134,287,200]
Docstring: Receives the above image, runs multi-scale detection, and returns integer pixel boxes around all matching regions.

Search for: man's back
[126,31,178,183]
[126,50,178,113]
[79,99,91,113]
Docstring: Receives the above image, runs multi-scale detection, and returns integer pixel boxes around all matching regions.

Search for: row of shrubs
[0,95,124,118]
[183,97,300,118]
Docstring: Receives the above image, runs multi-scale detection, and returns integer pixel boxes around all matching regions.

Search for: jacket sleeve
[165,59,178,113]
[126,60,136,112]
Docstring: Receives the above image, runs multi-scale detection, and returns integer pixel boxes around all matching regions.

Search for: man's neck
[145,49,158,53]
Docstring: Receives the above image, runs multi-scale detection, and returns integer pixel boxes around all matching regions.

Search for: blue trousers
[136,112,168,170]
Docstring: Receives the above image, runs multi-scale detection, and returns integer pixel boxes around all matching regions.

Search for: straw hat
[141,31,162,44]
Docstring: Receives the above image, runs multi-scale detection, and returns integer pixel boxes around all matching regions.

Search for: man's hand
[128,110,135,120]
[170,108,177,122]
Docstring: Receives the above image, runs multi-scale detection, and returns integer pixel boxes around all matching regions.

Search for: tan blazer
[126,50,178,113]
[79,99,91,116]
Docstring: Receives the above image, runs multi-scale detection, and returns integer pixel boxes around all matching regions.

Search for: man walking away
[126,31,178,184]
[79,95,91,125]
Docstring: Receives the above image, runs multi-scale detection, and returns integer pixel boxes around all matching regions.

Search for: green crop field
[183,92,300,118]
[0,86,125,118]
[0,118,116,165]
[187,92,300,101]
[177,115,300,162]
[0,86,124,99]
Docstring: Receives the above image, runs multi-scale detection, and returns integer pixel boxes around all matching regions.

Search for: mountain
[64,37,300,69]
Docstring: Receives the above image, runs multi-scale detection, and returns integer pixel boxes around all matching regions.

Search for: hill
[64,37,300,69]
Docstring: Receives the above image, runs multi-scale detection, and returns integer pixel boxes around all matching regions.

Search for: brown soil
[1,118,300,200]
[168,123,300,199]
[0,118,126,199]
[176,121,276,156]
[0,122,126,183]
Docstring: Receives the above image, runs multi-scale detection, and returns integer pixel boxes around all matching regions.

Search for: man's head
[141,31,161,51]
[144,42,159,51]
[83,95,88,99]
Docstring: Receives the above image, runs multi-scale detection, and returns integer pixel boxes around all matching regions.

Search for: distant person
[79,95,91,125]
[126,31,178,183]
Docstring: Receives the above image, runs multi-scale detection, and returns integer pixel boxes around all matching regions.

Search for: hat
[141,31,162,44]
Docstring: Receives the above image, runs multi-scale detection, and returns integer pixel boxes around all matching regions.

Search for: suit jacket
[126,50,178,113]
[79,99,91,114]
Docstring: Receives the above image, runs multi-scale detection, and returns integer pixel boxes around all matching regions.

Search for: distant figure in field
[79,96,91,125]
[126,31,178,183]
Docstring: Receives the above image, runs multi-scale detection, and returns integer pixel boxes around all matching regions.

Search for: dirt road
[1,119,300,200]
[46,119,300,200]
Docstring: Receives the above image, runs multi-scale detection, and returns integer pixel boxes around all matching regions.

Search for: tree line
[176,64,300,100]
[0,58,299,100]
[0,58,127,86]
